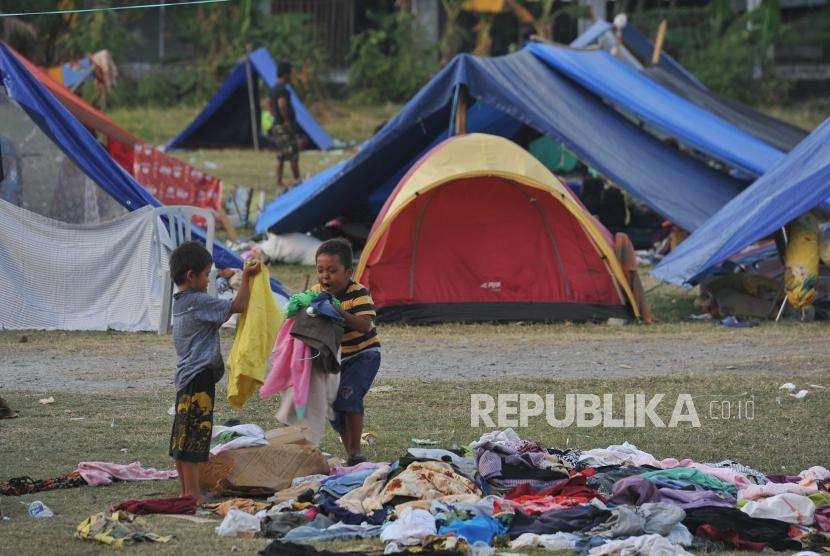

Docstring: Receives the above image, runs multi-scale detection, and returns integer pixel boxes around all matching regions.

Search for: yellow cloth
[261,109,275,134]
[785,213,819,310]
[227,267,283,409]
[75,511,172,548]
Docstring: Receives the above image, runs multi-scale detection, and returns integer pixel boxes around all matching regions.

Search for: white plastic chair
[155,206,217,334]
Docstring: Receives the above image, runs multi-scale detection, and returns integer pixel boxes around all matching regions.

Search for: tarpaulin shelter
[256,48,744,236]
[355,133,640,323]
[571,21,808,152]
[0,42,289,311]
[652,117,830,286]
[166,48,332,151]
[12,47,243,234]
[527,43,784,178]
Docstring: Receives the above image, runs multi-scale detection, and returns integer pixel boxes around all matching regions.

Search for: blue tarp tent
[166,48,332,151]
[256,48,744,235]
[571,22,807,152]
[527,43,784,178]
[653,117,830,286]
[0,42,288,298]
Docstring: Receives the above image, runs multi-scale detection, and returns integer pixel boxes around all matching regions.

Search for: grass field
[1,371,826,554]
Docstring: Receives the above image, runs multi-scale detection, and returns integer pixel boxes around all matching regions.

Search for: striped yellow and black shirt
[312,280,381,357]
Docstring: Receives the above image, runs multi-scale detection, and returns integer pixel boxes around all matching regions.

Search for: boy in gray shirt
[168,241,260,502]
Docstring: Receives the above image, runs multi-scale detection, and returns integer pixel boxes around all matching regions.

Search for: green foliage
[630,0,791,105]
[348,11,439,104]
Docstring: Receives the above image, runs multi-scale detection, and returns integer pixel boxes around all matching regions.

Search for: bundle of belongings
[246,428,830,554]
[260,290,344,446]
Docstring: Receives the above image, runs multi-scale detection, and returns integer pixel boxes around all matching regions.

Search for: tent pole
[450,84,468,136]
[651,20,667,65]
[244,46,260,151]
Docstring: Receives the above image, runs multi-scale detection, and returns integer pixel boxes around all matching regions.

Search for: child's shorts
[169,371,215,462]
[330,349,381,434]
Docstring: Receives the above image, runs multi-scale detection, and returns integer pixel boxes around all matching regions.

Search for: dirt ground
[1,322,827,393]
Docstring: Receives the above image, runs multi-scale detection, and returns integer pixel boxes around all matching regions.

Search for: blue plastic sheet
[527,43,784,177]
[256,49,744,235]
[0,43,288,297]
[166,48,332,151]
[653,117,830,285]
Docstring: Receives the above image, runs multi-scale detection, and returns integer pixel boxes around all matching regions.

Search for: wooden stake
[651,19,667,65]
[214,206,238,242]
[453,85,467,136]
[244,46,260,151]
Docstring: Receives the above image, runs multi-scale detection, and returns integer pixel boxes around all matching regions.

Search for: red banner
[132,144,222,212]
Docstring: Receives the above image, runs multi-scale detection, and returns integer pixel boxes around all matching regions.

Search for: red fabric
[110,495,197,515]
[132,144,222,211]
[505,476,599,501]
[363,177,622,309]
[695,524,767,552]
[107,138,135,172]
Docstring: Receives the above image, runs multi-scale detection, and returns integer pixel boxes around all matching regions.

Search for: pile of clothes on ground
[248,429,829,554]
[8,429,829,554]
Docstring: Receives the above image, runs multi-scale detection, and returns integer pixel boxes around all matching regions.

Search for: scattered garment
[508,504,612,539]
[336,464,392,515]
[330,461,379,477]
[587,466,652,496]
[651,458,753,489]
[75,511,172,548]
[588,533,693,555]
[379,460,481,505]
[740,492,816,525]
[261,510,313,537]
[816,507,830,532]
[475,440,570,493]
[607,476,661,506]
[204,498,269,517]
[438,514,507,545]
[509,531,581,550]
[210,423,268,455]
[498,476,600,514]
[226,266,282,409]
[739,481,818,500]
[317,493,389,525]
[1,470,87,496]
[657,487,736,509]
[707,460,769,485]
[809,492,830,507]
[641,467,737,496]
[380,508,436,546]
[76,461,177,486]
[110,495,197,515]
[284,520,382,543]
[396,494,482,515]
[579,442,658,467]
[587,503,684,538]
[683,506,802,551]
[320,468,376,498]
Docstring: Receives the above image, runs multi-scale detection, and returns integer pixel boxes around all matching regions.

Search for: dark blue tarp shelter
[652,117,830,286]
[571,22,807,152]
[256,49,745,235]
[0,42,288,297]
[166,48,332,151]
[527,43,784,178]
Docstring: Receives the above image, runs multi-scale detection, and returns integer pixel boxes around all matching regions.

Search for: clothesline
[0,0,229,18]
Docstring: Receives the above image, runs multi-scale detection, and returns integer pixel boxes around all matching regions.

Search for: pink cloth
[260,318,313,411]
[330,461,379,477]
[738,482,818,501]
[77,461,177,486]
[640,458,753,489]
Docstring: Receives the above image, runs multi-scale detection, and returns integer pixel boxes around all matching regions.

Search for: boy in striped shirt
[312,238,381,465]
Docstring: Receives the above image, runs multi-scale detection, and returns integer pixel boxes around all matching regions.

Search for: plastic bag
[215,508,261,537]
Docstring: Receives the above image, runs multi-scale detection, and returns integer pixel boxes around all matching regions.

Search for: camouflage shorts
[273,125,299,163]
[169,371,215,462]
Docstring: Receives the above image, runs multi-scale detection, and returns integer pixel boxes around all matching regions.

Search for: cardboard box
[200,425,330,496]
